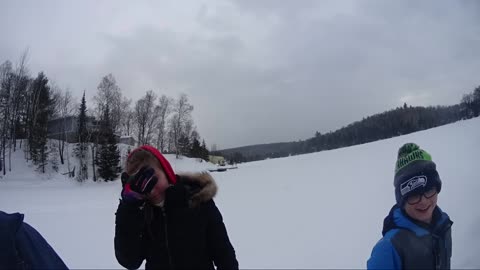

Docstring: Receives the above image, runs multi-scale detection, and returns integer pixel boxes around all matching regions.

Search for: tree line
[220,87,480,163]
[0,52,209,181]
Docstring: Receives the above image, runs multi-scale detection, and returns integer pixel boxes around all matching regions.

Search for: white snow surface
[1,118,479,269]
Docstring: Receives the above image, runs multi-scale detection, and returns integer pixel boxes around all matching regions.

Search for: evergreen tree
[75,91,89,181]
[200,139,209,161]
[187,133,209,161]
[96,105,120,181]
[178,134,191,157]
[29,73,53,173]
[77,91,88,143]
[473,86,480,117]
[189,137,202,159]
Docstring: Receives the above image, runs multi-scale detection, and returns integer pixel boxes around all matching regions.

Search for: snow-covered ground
[1,118,479,269]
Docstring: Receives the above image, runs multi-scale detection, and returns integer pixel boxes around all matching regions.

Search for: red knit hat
[127,145,177,184]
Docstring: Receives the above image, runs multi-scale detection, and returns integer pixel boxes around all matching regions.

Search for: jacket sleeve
[114,201,146,270]
[16,222,68,269]
[367,238,402,270]
[205,200,239,270]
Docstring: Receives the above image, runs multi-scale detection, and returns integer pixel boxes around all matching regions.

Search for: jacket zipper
[432,220,452,269]
[15,248,27,270]
[161,207,174,270]
[432,234,440,269]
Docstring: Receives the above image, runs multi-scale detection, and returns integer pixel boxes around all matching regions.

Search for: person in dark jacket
[114,145,238,270]
[0,211,68,269]
[367,143,453,269]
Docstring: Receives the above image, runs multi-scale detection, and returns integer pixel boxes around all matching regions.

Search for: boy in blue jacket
[367,143,453,269]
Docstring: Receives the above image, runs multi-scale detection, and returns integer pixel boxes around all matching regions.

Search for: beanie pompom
[395,143,432,174]
[397,143,420,159]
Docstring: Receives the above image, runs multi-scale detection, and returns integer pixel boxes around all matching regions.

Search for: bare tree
[93,74,122,133]
[8,51,30,171]
[0,61,13,175]
[120,97,133,136]
[134,90,160,145]
[169,94,194,158]
[155,95,172,152]
[184,118,194,140]
[10,52,28,141]
[167,129,175,153]
[88,125,98,182]
[52,87,75,168]
[0,51,30,175]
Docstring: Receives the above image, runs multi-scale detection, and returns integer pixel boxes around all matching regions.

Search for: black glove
[120,166,158,204]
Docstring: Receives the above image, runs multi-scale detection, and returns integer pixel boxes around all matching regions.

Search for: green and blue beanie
[394,143,442,206]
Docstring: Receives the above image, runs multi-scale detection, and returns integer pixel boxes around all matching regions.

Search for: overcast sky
[1,0,479,149]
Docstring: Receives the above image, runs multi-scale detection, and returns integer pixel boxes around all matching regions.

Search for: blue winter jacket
[0,211,68,270]
[367,205,453,270]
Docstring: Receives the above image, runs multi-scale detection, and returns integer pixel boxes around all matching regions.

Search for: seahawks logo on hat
[400,175,427,196]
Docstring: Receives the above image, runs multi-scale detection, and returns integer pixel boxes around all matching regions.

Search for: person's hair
[126,149,161,175]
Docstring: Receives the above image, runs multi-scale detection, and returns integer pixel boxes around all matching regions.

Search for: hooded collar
[382,205,453,237]
[162,172,218,209]
[178,172,218,208]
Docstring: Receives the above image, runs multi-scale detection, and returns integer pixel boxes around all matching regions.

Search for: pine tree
[96,105,120,181]
[77,91,88,143]
[75,91,89,181]
[178,134,191,157]
[473,86,480,117]
[189,137,201,158]
[29,73,53,173]
[200,139,209,161]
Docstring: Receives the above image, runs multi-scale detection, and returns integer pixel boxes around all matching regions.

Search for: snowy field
[1,117,479,269]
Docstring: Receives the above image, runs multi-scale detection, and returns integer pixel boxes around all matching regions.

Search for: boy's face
[145,163,170,205]
[403,189,438,224]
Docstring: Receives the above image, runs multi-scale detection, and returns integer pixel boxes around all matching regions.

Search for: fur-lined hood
[177,172,218,208]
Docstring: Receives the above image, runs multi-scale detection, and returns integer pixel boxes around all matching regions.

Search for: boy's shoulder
[0,211,25,249]
[368,230,403,269]
[0,210,25,245]
[0,211,67,269]
[0,210,24,228]
[0,211,24,268]
[373,228,403,253]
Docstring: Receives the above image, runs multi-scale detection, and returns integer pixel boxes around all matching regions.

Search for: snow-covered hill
[1,118,479,268]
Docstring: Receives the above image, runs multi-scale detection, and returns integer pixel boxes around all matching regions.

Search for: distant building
[47,115,119,143]
[209,155,225,165]
[119,136,136,146]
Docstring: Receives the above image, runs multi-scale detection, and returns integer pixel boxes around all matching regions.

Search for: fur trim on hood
[177,172,218,208]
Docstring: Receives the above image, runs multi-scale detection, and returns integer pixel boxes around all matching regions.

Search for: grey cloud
[1,1,479,149]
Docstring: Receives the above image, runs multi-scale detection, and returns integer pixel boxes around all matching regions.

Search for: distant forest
[217,86,480,163]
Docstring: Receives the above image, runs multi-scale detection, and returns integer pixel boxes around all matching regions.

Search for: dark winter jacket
[367,205,453,270]
[115,172,238,270]
[0,211,68,270]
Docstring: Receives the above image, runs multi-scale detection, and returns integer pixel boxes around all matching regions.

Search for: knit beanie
[127,145,177,184]
[394,143,441,206]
